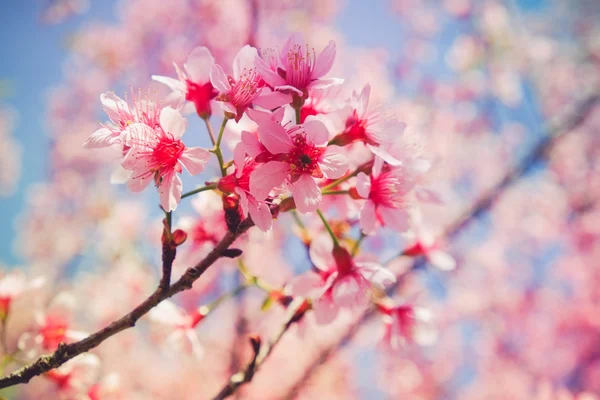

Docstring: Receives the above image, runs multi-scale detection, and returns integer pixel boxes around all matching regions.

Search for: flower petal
[319,147,348,179]
[159,172,182,212]
[101,92,130,124]
[160,107,187,139]
[248,198,272,232]
[292,174,322,214]
[378,206,410,232]
[83,127,119,149]
[184,46,214,83]
[303,116,329,146]
[359,200,377,235]
[356,262,396,288]
[312,40,336,78]
[355,172,371,199]
[209,64,231,93]
[152,75,186,93]
[241,130,264,158]
[249,161,289,200]
[253,88,292,110]
[180,147,210,175]
[233,45,258,80]
[255,55,286,88]
[257,120,293,154]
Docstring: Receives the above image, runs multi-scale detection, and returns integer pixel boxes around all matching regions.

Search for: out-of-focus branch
[0,218,255,390]
[212,299,308,400]
[280,91,600,398]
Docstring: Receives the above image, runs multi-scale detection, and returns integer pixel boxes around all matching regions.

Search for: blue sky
[0,0,544,266]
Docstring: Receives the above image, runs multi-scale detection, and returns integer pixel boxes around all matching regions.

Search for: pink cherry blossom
[18,292,87,358]
[376,299,437,349]
[355,157,415,234]
[0,271,27,319]
[210,45,291,121]
[121,107,210,211]
[292,235,396,323]
[217,144,273,232]
[147,300,205,359]
[248,114,348,213]
[83,90,163,150]
[255,32,342,100]
[328,84,407,165]
[44,354,100,399]
[152,46,217,118]
[403,212,456,271]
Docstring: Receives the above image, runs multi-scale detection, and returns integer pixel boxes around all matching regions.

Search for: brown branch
[0,218,254,390]
[279,91,600,398]
[211,299,308,400]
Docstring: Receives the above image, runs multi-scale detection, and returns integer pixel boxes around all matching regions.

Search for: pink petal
[332,275,367,308]
[280,33,303,66]
[235,187,249,217]
[209,64,231,93]
[160,107,187,139]
[127,168,152,193]
[83,127,119,149]
[427,250,456,271]
[359,200,377,234]
[273,84,304,96]
[313,298,340,324]
[217,101,237,116]
[233,142,246,176]
[308,77,344,91]
[152,75,186,93]
[255,55,286,88]
[378,206,410,232]
[356,262,396,288]
[249,161,289,200]
[355,172,371,199]
[257,120,293,154]
[101,92,130,123]
[180,147,210,175]
[309,234,335,272]
[184,46,214,83]
[253,88,292,110]
[292,174,322,214]
[290,273,323,298]
[148,300,187,326]
[312,40,336,78]
[248,198,272,232]
[241,130,264,158]
[159,172,183,212]
[303,116,329,146]
[233,45,258,80]
[367,144,402,166]
[355,84,371,118]
[319,147,348,179]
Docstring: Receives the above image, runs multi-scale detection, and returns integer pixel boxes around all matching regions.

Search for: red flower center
[287,135,324,179]
[151,136,185,179]
[39,316,69,350]
[186,80,217,118]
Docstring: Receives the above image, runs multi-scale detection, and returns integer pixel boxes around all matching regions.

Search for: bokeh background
[1,0,600,399]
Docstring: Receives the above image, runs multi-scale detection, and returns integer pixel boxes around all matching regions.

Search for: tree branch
[211,299,308,400]
[280,91,600,398]
[0,218,255,389]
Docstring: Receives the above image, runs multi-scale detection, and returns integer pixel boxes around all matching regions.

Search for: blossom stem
[290,210,306,230]
[203,117,217,146]
[316,209,340,248]
[294,106,301,125]
[321,170,360,192]
[181,183,217,199]
[352,233,366,257]
[237,259,273,293]
[322,190,349,196]
[200,284,249,316]
[212,117,230,176]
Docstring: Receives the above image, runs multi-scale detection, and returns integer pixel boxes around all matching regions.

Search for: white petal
[319,147,348,179]
[160,107,187,139]
[180,147,210,175]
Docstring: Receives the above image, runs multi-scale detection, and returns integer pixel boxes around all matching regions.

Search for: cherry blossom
[152,46,217,118]
[248,113,348,213]
[121,107,210,211]
[210,45,291,121]
[255,33,342,101]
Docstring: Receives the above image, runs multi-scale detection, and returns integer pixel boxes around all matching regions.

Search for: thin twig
[0,219,255,389]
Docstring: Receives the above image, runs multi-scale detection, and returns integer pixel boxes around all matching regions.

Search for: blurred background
[1,0,600,399]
